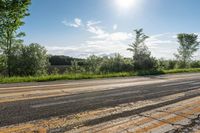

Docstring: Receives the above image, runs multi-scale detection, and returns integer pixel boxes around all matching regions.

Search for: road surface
[0,73,200,133]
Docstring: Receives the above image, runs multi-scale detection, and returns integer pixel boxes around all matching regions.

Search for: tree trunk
[6,31,12,77]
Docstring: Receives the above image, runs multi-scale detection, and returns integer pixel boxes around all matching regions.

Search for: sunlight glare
[115,0,136,11]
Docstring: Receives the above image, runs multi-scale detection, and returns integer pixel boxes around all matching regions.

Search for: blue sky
[21,0,200,59]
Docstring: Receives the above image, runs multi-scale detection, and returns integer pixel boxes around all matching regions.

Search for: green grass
[163,68,200,74]
[0,72,135,84]
[0,68,200,84]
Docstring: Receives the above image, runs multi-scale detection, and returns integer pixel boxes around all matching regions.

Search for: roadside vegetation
[0,0,200,83]
[1,68,200,84]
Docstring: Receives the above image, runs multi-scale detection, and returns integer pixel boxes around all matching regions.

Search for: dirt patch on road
[1,92,200,133]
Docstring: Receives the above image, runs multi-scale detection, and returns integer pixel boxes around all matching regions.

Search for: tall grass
[0,72,134,83]
[0,68,200,84]
[163,68,200,74]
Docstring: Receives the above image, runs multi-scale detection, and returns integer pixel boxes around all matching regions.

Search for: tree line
[0,0,200,77]
[49,29,200,74]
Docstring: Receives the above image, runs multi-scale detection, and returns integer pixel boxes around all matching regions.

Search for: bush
[99,54,134,73]
[190,61,200,68]
[157,59,177,70]
[66,60,85,73]
[84,55,102,74]
[49,55,85,66]
[0,54,6,75]
[8,43,49,76]
[133,53,158,71]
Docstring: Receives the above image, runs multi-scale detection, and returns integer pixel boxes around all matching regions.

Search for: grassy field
[0,68,200,84]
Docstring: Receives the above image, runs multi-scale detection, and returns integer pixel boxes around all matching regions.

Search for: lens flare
[115,0,136,11]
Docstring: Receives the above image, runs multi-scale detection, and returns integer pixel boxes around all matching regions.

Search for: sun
[115,0,136,11]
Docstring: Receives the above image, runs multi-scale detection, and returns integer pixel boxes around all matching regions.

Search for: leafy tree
[157,59,177,70]
[167,60,178,69]
[175,33,200,68]
[21,43,49,76]
[0,54,6,74]
[49,55,84,66]
[190,60,200,68]
[100,54,133,73]
[51,67,59,75]
[0,0,31,76]
[66,60,85,74]
[127,29,157,71]
[10,43,49,76]
[84,55,102,74]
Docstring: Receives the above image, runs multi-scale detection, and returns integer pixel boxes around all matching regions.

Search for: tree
[100,54,133,73]
[175,33,200,68]
[157,59,177,70]
[49,55,84,66]
[84,55,102,74]
[66,60,85,74]
[0,54,6,74]
[190,60,200,68]
[127,29,157,71]
[0,0,31,76]
[20,43,49,76]
[8,43,49,76]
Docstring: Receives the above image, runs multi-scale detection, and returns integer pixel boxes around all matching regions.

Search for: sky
[21,0,200,59]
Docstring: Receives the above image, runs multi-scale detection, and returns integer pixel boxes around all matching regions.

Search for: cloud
[86,21,105,35]
[109,32,132,41]
[146,33,179,59]
[74,18,82,26]
[113,24,118,30]
[60,18,197,59]
[62,18,82,28]
[49,19,133,58]
[46,41,129,58]
[86,21,132,42]
[46,32,181,59]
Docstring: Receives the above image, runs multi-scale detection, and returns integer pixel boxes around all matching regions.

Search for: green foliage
[51,68,59,75]
[7,43,49,76]
[1,68,200,84]
[49,55,84,66]
[190,60,200,68]
[66,60,85,73]
[0,54,6,74]
[163,68,200,74]
[175,33,200,68]
[84,55,102,73]
[157,59,177,70]
[0,72,134,83]
[1,0,199,82]
[128,29,157,71]
[0,0,31,76]
[20,43,49,76]
[100,54,133,73]
[62,54,134,75]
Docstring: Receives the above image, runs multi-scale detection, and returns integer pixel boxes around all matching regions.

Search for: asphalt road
[0,73,200,132]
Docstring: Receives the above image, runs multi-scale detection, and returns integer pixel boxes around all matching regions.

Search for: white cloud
[62,18,82,28]
[113,24,118,30]
[86,21,105,35]
[60,18,199,59]
[87,21,102,26]
[46,41,130,58]
[86,21,132,42]
[109,32,132,41]
[146,33,179,59]
[74,18,82,26]
[50,19,133,58]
